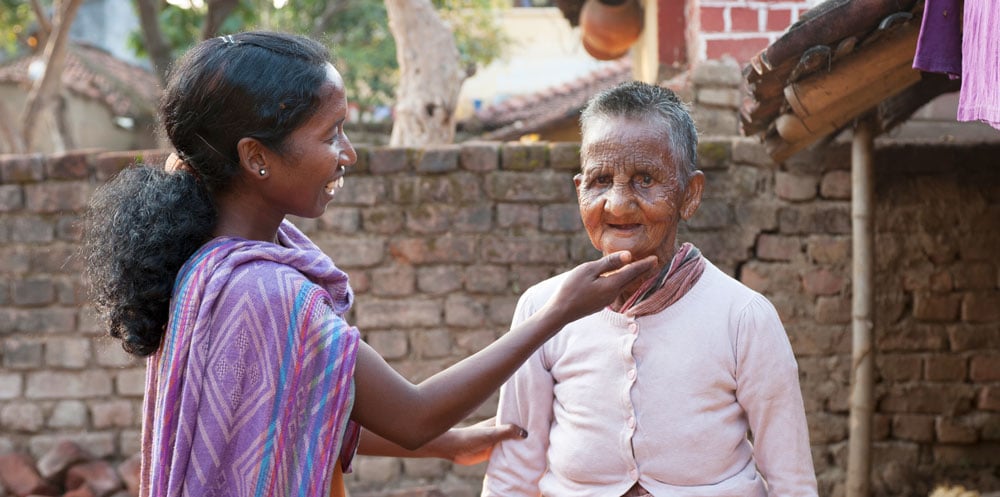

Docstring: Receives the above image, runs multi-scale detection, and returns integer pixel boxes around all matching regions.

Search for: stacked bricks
[1,139,998,497]
[695,0,811,63]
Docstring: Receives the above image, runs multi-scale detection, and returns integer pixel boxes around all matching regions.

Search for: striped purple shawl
[140,220,361,497]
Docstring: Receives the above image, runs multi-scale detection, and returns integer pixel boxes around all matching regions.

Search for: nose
[340,132,358,167]
[602,183,635,217]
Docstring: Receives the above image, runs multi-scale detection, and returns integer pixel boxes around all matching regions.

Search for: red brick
[878,324,948,352]
[486,171,575,202]
[970,354,1000,382]
[46,150,98,180]
[815,296,850,324]
[818,170,851,199]
[705,37,770,63]
[64,486,97,497]
[66,460,123,497]
[497,203,539,229]
[542,204,583,232]
[924,354,967,381]
[0,154,45,183]
[117,453,141,497]
[366,330,408,360]
[481,235,568,264]
[878,354,922,382]
[37,440,93,481]
[416,265,464,295]
[24,182,91,213]
[387,236,476,264]
[962,291,1000,322]
[371,264,416,296]
[445,294,487,327]
[361,206,404,234]
[0,452,58,496]
[776,172,819,201]
[880,383,975,415]
[0,184,23,211]
[936,417,978,443]
[952,262,997,290]
[90,400,134,429]
[701,7,726,32]
[802,268,846,296]
[929,270,953,293]
[415,146,458,174]
[948,323,1000,351]
[548,142,581,171]
[12,277,55,306]
[980,385,1000,411]
[807,236,850,264]
[451,204,492,233]
[500,143,547,171]
[463,265,509,294]
[730,7,760,31]
[459,142,499,172]
[892,414,935,442]
[913,293,961,322]
[756,234,801,261]
[767,8,793,32]
[368,147,411,174]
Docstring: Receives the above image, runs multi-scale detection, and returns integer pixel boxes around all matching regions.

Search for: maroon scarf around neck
[616,243,705,317]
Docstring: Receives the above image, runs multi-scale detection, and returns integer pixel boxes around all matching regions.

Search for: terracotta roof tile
[461,58,632,141]
[0,43,160,118]
[740,0,960,161]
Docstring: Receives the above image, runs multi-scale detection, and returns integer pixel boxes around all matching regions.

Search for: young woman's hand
[544,251,657,325]
[357,417,526,465]
[427,417,527,465]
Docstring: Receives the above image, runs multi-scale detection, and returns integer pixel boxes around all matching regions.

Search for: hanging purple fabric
[912,0,963,78]
[957,0,1000,129]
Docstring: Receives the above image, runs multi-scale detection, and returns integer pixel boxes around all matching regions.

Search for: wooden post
[847,115,876,497]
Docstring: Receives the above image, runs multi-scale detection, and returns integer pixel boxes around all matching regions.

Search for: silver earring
[258,168,266,176]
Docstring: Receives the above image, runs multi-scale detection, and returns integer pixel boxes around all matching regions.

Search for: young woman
[82,31,653,497]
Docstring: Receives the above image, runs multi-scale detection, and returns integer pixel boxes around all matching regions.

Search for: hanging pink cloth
[957,1,1000,129]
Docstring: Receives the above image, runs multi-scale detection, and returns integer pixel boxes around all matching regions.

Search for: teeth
[337,177,344,188]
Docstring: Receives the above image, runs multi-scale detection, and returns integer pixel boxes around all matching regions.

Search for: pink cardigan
[483,261,818,497]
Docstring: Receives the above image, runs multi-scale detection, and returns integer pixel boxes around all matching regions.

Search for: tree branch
[134,0,173,85]
[20,0,82,151]
[201,0,239,40]
[310,0,348,39]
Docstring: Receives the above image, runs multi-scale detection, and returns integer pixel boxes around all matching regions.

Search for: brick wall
[693,0,812,63]
[0,139,997,497]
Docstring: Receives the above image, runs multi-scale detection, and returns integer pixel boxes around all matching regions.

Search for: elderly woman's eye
[636,174,654,186]
[595,175,612,185]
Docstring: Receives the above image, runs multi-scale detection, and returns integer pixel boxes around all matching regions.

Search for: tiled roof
[0,43,160,118]
[460,58,632,141]
[740,0,960,161]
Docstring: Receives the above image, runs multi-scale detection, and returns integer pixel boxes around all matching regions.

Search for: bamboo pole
[846,116,876,497]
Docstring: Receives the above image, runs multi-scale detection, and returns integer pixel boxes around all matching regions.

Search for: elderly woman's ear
[680,171,705,220]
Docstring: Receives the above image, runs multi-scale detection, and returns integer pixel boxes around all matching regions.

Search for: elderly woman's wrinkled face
[575,115,702,264]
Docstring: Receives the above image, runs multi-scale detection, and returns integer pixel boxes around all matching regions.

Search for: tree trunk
[19,0,82,152]
[134,0,174,85]
[0,100,25,153]
[385,0,465,146]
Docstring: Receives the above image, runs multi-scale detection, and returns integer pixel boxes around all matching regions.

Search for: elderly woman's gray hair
[580,81,699,186]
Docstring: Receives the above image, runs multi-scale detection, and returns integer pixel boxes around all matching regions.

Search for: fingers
[601,255,657,287]
[588,250,633,276]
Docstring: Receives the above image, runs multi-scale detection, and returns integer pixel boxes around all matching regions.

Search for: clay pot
[579,0,644,60]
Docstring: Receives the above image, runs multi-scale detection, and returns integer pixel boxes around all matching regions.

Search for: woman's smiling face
[575,115,702,264]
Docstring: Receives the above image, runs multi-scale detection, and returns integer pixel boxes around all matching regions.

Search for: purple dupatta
[140,220,361,497]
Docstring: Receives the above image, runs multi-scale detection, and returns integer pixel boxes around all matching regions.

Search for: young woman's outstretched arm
[350,251,655,449]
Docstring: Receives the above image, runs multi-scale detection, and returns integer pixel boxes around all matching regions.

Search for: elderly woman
[482,81,818,497]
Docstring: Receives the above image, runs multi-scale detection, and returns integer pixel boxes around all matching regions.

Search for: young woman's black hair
[83,32,332,356]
